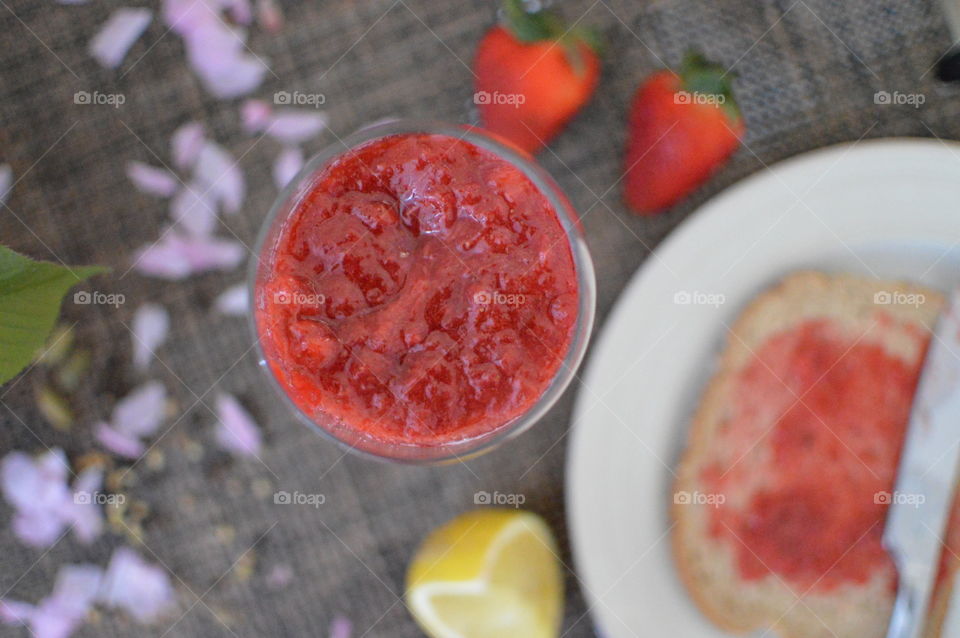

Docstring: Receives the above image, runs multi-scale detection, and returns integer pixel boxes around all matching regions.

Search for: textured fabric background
[0,0,956,636]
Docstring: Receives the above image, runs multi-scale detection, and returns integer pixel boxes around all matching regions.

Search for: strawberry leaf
[501,0,563,42]
[501,0,602,59]
[0,246,105,384]
[679,50,741,122]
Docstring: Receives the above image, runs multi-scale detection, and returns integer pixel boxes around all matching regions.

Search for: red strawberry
[623,52,744,214]
[474,0,601,154]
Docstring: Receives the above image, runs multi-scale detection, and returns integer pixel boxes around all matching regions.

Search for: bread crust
[671,271,948,638]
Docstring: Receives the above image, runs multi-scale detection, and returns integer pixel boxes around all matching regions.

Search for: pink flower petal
[111,381,167,437]
[214,393,262,456]
[1,452,43,511]
[131,304,170,370]
[329,616,353,638]
[273,146,303,189]
[89,8,152,69]
[12,510,64,548]
[171,121,206,171]
[133,231,246,279]
[99,547,175,623]
[63,467,104,543]
[169,184,218,237]
[94,423,146,459]
[214,283,248,316]
[0,600,34,625]
[1,450,105,547]
[194,142,245,214]
[183,21,266,98]
[126,161,178,198]
[240,99,272,134]
[162,0,217,35]
[2,450,69,514]
[256,0,283,33]
[266,110,328,145]
[0,164,12,206]
[49,565,103,618]
[1,565,103,638]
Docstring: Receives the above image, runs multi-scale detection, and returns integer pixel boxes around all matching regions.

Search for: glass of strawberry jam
[249,121,594,462]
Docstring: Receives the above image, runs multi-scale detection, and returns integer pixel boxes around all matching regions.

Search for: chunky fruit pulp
[255,133,578,446]
[703,318,946,592]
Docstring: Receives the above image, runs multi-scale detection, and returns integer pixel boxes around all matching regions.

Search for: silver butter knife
[885,286,960,638]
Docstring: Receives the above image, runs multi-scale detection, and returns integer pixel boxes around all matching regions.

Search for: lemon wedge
[406,508,563,638]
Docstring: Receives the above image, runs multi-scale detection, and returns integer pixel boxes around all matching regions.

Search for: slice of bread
[672,271,956,638]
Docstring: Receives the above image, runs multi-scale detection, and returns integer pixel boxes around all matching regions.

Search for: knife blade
[884,286,960,638]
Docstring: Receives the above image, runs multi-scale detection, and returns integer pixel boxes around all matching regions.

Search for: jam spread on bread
[703,318,928,591]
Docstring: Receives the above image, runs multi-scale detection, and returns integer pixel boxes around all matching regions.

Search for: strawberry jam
[704,319,928,591]
[254,133,578,446]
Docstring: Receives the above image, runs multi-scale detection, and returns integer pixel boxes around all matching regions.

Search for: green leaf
[679,50,742,122]
[0,246,105,385]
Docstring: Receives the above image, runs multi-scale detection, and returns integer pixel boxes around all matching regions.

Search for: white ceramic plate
[565,138,960,638]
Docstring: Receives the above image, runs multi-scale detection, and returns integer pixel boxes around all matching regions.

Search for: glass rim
[247,119,596,464]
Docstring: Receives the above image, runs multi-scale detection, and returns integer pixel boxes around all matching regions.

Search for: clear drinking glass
[248,120,595,463]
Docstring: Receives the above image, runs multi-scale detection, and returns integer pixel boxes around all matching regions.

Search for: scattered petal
[329,616,353,638]
[162,0,219,35]
[0,599,34,624]
[111,381,167,437]
[126,161,178,198]
[48,565,103,618]
[266,110,328,145]
[134,231,245,279]
[169,183,217,237]
[183,22,267,98]
[12,510,64,548]
[214,393,262,457]
[99,547,175,623]
[94,423,146,459]
[213,283,248,316]
[256,0,283,33]
[194,141,245,214]
[240,99,272,134]
[62,467,104,543]
[171,121,206,171]
[1,449,104,547]
[131,304,170,370]
[89,8,153,69]
[0,164,12,206]
[0,564,102,638]
[272,146,303,189]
